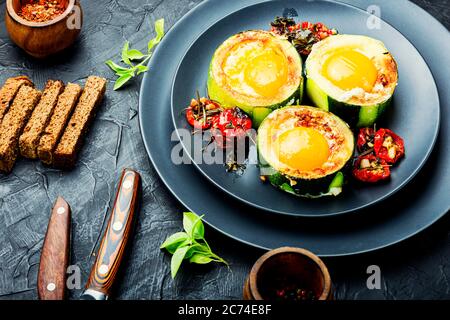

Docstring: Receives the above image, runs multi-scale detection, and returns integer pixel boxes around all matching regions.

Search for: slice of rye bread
[37,83,82,165]
[53,76,107,168]
[0,76,34,123]
[0,86,41,173]
[19,80,65,159]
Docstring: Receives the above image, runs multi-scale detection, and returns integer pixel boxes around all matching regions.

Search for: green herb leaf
[114,73,133,90]
[161,211,228,278]
[106,18,165,90]
[148,18,165,52]
[121,41,132,66]
[116,69,134,77]
[171,246,190,278]
[185,243,210,259]
[105,60,129,73]
[183,212,205,239]
[136,65,149,75]
[189,253,214,264]
[160,232,190,252]
[127,49,145,60]
[280,183,296,194]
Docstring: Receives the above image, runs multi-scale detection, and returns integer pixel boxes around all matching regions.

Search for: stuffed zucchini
[258,106,354,198]
[305,35,398,127]
[207,30,304,127]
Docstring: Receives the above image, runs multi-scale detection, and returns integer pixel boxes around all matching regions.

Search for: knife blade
[37,196,71,300]
[80,168,141,300]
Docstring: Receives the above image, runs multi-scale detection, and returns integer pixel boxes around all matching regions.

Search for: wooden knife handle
[85,169,141,296]
[38,197,71,300]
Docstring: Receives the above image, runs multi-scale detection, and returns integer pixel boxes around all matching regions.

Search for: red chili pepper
[353,155,390,183]
[211,108,252,148]
[185,98,221,130]
[374,128,405,164]
[357,128,376,153]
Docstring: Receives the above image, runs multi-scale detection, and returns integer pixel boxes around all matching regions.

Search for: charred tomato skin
[357,127,376,153]
[374,128,405,164]
[186,108,211,129]
[353,154,390,183]
[212,107,252,148]
[185,99,221,130]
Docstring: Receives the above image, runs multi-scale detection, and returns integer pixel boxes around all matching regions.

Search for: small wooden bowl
[5,0,83,58]
[243,247,332,301]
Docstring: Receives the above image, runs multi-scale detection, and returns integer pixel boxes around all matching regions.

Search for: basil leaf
[127,49,145,60]
[182,212,197,234]
[155,18,164,39]
[183,212,204,239]
[191,216,205,239]
[185,243,210,259]
[280,183,296,194]
[171,246,190,278]
[121,41,132,66]
[116,69,134,77]
[148,19,165,52]
[189,253,214,265]
[105,60,129,73]
[136,65,149,75]
[160,232,189,250]
[114,73,133,90]
[167,239,191,255]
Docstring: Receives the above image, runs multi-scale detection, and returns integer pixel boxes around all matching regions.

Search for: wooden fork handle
[84,169,141,297]
[38,197,71,300]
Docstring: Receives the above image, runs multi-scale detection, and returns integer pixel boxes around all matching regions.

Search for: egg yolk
[322,49,378,92]
[223,41,288,97]
[275,127,330,171]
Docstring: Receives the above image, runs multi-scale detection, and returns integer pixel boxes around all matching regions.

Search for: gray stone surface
[0,0,448,300]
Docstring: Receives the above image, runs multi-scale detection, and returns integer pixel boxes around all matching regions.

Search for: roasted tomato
[353,155,390,183]
[211,107,252,148]
[374,128,405,164]
[357,127,375,153]
[185,97,222,130]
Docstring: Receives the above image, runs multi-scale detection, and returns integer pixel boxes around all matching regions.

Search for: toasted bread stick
[0,86,41,172]
[20,80,65,159]
[0,76,34,123]
[53,76,107,168]
[37,83,82,165]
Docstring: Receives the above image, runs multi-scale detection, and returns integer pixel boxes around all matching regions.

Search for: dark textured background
[0,0,448,300]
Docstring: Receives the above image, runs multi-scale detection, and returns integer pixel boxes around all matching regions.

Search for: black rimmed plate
[139,0,450,256]
[170,0,440,217]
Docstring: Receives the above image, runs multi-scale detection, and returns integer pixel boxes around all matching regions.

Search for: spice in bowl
[244,247,332,301]
[271,277,317,301]
[19,0,67,23]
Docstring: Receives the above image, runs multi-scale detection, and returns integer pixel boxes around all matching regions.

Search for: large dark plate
[170,0,440,217]
[139,0,450,256]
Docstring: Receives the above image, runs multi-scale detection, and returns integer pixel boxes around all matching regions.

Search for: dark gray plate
[139,0,450,255]
[170,0,440,217]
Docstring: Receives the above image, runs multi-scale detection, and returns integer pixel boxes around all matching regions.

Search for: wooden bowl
[243,247,332,301]
[5,0,83,58]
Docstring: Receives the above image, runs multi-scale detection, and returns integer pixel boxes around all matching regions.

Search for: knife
[80,168,141,300]
[38,197,71,300]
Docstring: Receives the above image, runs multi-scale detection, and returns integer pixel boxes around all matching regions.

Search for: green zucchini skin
[268,171,345,198]
[259,153,350,198]
[306,78,392,128]
[325,96,391,128]
[251,83,304,128]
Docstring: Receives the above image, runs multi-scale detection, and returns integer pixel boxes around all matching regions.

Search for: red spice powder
[19,0,67,23]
